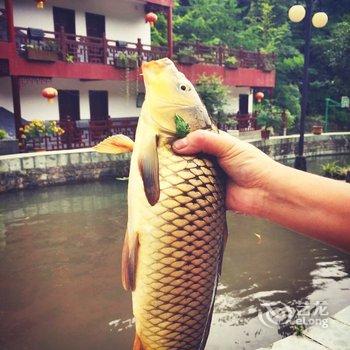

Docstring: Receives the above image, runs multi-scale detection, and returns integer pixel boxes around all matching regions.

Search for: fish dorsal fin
[93,134,134,154]
[138,133,160,206]
[121,229,139,291]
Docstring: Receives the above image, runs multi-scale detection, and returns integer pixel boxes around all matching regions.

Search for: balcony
[12,27,275,83]
[21,113,260,152]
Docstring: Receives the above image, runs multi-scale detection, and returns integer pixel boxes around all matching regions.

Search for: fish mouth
[142,58,173,71]
[142,58,175,85]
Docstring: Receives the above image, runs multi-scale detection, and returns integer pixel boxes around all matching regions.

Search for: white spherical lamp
[288,5,306,23]
[312,12,328,28]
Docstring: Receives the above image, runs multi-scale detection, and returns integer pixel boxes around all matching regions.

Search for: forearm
[257,163,350,251]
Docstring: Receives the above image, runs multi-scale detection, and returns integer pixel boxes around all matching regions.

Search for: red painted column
[11,76,22,141]
[167,6,173,58]
[5,0,15,42]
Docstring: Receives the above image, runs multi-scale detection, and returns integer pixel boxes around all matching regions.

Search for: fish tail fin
[133,332,144,350]
[93,134,134,154]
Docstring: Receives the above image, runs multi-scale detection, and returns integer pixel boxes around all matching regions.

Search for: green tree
[195,74,229,123]
[151,0,350,131]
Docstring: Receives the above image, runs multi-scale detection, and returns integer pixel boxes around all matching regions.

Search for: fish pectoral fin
[93,134,134,154]
[121,230,139,291]
[138,133,160,206]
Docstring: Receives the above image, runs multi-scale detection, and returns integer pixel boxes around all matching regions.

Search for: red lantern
[42,87,58,103]
[36,0,46,9]
[145,12,158,27]
[255,91,264,103]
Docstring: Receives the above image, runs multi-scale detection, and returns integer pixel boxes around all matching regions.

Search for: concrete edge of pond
[257,304,350,350]
[0,132,349,193]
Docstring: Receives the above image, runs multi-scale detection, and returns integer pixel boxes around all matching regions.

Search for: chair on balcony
[59,118,84,149]
[110,117,138,140]
[235,112,258,131]
[89,119,111,145]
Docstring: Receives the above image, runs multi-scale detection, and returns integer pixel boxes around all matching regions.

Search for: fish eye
[179,84,191,92]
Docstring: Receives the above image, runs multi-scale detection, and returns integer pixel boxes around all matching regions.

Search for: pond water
[0,155,349,350]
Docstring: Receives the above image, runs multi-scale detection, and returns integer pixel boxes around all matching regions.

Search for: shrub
[0,129,8,140]
[322,161,349,180]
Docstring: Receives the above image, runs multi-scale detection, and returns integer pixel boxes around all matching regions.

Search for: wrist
[256,162,291,218]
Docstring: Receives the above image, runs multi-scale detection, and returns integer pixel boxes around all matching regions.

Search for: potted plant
[224,56,239,69]
[21,120,65,151]
[114,52,138,69]
[65,53,75,63]
[256,109,280,140]
[176,47,199,65]
[261,57,275,72]
[25,40,59,62]
[201,52,216,64]
[312,124,323,135]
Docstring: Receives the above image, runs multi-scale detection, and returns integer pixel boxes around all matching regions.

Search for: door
[239,94,249,115]
[85,13,105,63]
[85,13,105,38]
[89,91,108,121]
[58,90,80,121]
[0,9,8,41]
[53,7,76,35]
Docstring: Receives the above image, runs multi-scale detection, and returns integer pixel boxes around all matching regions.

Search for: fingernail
[173,138,188,150]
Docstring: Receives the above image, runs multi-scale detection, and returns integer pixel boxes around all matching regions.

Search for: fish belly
[133,144,226,350]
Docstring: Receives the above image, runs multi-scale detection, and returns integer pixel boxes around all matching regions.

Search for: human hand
[172,130,281,215]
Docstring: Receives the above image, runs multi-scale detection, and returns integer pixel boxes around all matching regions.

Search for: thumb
[172,129,241,159]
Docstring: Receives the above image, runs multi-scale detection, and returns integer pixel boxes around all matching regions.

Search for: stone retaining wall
[250,132,350,160]
[0,149,131,193]
[0,132,349,193]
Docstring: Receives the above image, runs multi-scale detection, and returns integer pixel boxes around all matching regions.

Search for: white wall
[0,79,254,121]
[224,87,253,114]
[0,77,13,112]
[12,0,151,44]
[0,77,144,120]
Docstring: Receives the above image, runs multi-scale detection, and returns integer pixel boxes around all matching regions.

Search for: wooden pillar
[11,76,22,140]
[166,6,173,58]
[5,0,15,42]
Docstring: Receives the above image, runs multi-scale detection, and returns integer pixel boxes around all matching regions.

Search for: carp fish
[94,58,227,350]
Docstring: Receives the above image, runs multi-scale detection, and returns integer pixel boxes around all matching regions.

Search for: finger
[172,130,243,159]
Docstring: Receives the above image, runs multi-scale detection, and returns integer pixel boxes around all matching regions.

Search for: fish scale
[133,143,226,350]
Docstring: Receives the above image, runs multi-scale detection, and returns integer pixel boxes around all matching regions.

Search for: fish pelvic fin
[133,332,144,350]
[93,134,134,154]
[121,230,139,291]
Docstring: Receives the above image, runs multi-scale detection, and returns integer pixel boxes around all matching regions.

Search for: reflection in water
[0,157,349,350]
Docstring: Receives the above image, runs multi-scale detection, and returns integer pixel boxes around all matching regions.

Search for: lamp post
[288,1,328,171]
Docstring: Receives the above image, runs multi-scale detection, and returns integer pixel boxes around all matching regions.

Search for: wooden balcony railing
[21,118,139,152]
[14,27,275,70]
[15,27,168,66]
[21,113,260,152]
